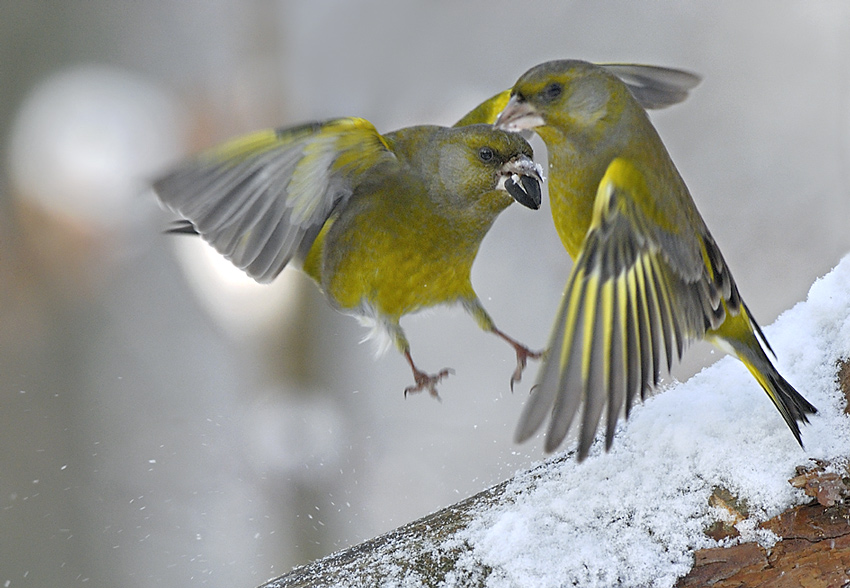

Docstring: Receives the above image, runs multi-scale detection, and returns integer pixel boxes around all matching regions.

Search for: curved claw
[509,345,544,392]
[404,367,454,400]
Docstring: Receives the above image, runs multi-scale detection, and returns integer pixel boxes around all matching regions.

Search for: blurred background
[1,1,849,586]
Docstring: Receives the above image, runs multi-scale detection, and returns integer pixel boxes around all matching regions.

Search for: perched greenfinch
[461,60,816,459]
[154,118,544,396]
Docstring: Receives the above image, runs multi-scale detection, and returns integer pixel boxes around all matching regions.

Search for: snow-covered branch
[261,254,850,588]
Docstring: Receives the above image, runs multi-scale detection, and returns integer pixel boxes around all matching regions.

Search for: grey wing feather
[602,64,702,110]
[154,119,396,283]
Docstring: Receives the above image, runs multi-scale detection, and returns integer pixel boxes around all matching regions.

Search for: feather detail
[516,158,711,459]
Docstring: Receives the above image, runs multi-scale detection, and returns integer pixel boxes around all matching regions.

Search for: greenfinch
[154,118,544,396]
[462,60,816,459]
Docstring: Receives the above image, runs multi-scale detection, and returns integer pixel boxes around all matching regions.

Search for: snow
[456,253,850,587]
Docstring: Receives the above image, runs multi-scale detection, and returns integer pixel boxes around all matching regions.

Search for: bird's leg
[388,322,454,398]
[402,349,453,400]
[490,326,544,391]
[463,297,543,391]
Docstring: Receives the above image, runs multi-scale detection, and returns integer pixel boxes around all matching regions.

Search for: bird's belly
[327,251,472,321]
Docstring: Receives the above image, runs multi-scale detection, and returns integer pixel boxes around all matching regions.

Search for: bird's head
[431,125,543,213]
[494,60,700,146]
[494,60,628,139]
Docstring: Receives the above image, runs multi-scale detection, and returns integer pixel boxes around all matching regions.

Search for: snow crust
[458,253,850,587]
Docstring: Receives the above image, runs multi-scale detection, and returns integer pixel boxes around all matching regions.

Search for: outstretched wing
[515,157,732,460]
[454,64,700,127]
[154,117,397,283]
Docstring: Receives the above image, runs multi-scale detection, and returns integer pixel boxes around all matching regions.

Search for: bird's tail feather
[734,342,817,447]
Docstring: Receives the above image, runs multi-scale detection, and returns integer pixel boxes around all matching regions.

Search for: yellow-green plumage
[154,118,544,396]
[307,125,532,322]
[460,59,816,458]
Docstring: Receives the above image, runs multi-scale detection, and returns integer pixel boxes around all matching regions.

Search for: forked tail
[722,314,817,446]
[738,351,817,446]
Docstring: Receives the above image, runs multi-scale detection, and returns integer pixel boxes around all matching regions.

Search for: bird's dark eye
[478,147,495,162]
[541,82,563,102]
[514,92,526,103]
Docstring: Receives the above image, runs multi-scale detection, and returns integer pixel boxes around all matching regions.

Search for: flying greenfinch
[153,118,544,397]
[461,60,816,459]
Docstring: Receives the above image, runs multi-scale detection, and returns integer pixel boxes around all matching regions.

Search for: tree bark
[677,501,850,587]
[260,475,517,587]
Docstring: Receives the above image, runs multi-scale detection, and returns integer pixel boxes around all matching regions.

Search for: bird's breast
[546,150,608,260]
[319,205,477,320]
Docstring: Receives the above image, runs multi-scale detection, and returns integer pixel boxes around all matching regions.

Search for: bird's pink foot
[404,367,454,399]
[509,345,544,391]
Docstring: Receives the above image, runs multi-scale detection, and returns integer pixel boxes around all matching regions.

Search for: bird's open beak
[494,95,545,133]
[498,155,544,210]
